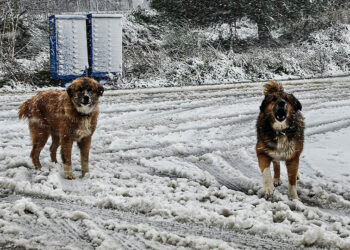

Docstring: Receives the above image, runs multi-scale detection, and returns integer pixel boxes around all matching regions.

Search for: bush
[163,27,201,58]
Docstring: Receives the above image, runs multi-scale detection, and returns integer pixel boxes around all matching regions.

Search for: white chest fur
[75,118,92,141]
[267,136,296,161]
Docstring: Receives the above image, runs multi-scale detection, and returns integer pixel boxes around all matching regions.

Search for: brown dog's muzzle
[82,95,90,105]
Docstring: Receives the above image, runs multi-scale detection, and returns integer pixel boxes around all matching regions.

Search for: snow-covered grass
[2,10,350,92]
[121,10,350,88]
[1,77,350,249]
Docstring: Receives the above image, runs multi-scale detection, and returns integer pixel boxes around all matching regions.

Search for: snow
[89,14,123,18]
[121,13,350,88]
[1,77,350,249]
[2,14,350,92]
[305,127,350,179]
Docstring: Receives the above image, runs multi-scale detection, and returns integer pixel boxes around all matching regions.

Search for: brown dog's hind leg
[257,153,274,195]
[49,131,59,163]
[286,155,300,200]
[273,161,282,187]
[29,123,49,170]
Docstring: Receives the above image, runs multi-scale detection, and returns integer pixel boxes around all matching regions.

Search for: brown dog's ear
[97,84,104,96]
[67,84,74,98]
[290,94,302,111]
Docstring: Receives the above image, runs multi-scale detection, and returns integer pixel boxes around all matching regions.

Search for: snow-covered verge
[1,10,350,92]
[120,10,350,88]
[0,77,350,249]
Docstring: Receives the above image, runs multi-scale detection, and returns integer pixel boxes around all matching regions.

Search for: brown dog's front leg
[78,136,91,177]
[61,137,75,179]
[286,155,300,200]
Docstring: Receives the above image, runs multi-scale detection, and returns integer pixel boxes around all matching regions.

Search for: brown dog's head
[66,77,104,115]
[260,81,302,130]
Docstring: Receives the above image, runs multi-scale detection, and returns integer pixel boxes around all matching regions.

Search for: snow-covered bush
[1,8,350,90]
[122,10,350,88]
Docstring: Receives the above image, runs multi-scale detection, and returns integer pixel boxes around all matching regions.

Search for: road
[1,77,350,249]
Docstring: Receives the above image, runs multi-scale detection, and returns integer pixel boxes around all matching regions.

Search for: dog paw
[64,172,75,179]
[262,168,274,195]
[273,178,282,187]
[264,184,274,195]
[288,184,300,200]
[289,196,301,201]
[81,170,89,178]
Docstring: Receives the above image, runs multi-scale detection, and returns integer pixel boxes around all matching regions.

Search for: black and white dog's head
[260,81,302,131]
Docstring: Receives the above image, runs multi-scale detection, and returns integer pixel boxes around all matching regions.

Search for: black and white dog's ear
[260,98,268,112]
[290,94,302,111]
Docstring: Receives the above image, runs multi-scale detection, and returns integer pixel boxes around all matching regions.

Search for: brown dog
[18,77,104,179]
[256,81,304,200]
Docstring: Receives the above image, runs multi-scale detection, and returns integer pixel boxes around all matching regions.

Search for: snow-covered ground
[0,77,350,249]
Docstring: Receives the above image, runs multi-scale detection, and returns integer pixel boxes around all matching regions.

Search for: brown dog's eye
[272,96,277,102]
[78,87,83,92]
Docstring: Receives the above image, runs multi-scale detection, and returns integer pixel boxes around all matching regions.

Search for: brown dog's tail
[263,81,284,96]
[18,100,32,120]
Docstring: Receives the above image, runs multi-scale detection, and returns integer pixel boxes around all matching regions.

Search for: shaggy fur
[19,77,104,179]
[256,81,304,200]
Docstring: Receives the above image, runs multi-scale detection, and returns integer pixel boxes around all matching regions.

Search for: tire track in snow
[92,113,350,167]
[0,194,298,250]
[1,77,350,249]
[3,80,350,194]
[99,79,350,213]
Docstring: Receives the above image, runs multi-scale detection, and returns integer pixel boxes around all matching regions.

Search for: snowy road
[1,77,350,249]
